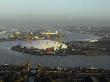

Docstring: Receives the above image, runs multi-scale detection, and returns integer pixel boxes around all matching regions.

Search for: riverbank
[0,63,110,82]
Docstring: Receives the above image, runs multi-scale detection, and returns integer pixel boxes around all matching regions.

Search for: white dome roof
[22,40,67,50]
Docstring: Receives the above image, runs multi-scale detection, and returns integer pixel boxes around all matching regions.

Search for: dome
[21,40,67,50]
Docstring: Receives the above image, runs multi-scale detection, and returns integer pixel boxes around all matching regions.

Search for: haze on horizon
[0,0,110,26]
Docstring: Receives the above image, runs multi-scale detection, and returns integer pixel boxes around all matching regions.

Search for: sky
[0,0,110,26]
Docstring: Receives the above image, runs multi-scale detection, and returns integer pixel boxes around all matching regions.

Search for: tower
[89,25,91,33]
[26,33,33,44]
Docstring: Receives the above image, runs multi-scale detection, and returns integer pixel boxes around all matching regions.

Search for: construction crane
[42,30,58,40]
[47,29,51,40]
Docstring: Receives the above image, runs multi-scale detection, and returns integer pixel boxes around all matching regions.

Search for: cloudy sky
[0,0,110,25]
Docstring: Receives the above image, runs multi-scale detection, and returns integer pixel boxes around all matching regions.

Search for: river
[0,40,110,69]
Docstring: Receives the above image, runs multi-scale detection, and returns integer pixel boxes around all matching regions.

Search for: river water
[0,33,110,69]
[0,41,110,69]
